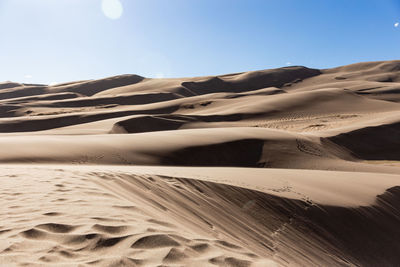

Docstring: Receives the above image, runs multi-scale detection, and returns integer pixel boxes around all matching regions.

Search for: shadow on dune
[110,114,245,134]
[53,74,145,96]
[299,186,400,266]
[0,106,179,132]
[31,92,179,108]
[160,139,264,167]
[138,174,400,266]
[104,172,400,266]
[329,121,400,160]
[181,66,321,95]
[236,184,400,266]
[0,82,24,90]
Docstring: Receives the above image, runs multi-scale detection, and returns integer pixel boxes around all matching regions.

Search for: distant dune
[1,61,400,266]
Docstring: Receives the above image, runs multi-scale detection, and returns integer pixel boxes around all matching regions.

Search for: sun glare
[101,0,123,20]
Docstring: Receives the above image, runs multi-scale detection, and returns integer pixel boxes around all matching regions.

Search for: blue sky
[0,0,399,84]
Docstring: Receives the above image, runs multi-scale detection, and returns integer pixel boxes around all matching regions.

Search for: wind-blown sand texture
[1,60,400,266]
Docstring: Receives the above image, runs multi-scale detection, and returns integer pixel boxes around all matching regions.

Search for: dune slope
[1,165,400,267]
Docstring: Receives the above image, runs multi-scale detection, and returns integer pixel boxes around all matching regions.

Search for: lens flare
[101,0,123,20]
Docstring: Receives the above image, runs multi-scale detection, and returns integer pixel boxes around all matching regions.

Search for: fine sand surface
[1,60,400,266]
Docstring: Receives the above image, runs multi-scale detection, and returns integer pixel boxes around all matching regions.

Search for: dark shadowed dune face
[160,139,265,167]
[181,66,321,95]
[55,74,145,96]
[0,82,24,90]
[1,60,400,266]
[329,121,400,160]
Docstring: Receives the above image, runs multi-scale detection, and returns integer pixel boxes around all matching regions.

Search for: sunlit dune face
[101,0,123,20]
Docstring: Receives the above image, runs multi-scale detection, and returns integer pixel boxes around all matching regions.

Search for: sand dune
[1,60,400,266]
[2,165,400,266]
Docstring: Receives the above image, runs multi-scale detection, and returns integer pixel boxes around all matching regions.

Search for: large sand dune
[1,60,400,266]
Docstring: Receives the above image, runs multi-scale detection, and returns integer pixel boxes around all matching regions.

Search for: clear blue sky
[0,0,399,84]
